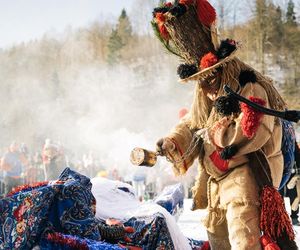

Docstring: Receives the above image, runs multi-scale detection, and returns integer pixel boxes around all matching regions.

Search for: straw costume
[152,0,297,249]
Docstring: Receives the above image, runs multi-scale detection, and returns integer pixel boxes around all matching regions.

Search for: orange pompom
[155,12,166,24]
[200,52,218,69]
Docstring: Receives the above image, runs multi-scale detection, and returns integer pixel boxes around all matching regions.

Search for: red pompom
[196,0,216,26]
[200,52,218,69]
[240,96,266,139]
[260,186,295,241]
[179,0,194,5]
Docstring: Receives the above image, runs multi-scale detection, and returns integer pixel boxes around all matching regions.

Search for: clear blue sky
[0,0,298,49]
[0,0,135,48]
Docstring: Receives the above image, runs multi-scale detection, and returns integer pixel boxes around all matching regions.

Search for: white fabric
[91,177,191,250]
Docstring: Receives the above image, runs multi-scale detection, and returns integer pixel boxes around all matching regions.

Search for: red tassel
[240,96,266,139]
[196,0,216,26]
[261,235,281,250]
[200,52,218,69]
[260,187,295,241]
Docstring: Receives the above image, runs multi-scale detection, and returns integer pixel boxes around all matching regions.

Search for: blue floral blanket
[0,168,208,250]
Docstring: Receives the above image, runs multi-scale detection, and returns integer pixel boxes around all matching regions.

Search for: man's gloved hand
[156,138,176,156]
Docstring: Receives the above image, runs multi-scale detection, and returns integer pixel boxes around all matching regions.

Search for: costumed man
[151,0,297,249]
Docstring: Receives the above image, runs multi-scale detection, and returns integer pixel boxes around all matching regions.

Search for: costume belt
[203,177,225,233]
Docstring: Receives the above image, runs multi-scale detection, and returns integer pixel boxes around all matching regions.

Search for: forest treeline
[0,0,299,98]
[0,0,299,150]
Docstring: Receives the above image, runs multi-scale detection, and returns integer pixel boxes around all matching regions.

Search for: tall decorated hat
[152,0,238,83]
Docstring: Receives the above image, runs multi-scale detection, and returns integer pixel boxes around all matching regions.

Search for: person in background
[42,139,68,181]
[0,142,27,194]
[83,151,98,178]
[24,151,45,184]
[132,168,146,202]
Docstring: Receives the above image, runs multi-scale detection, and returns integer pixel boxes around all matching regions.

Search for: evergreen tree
[286,0,297,27]
[116,9,132,46]
[106,29,124,65]
[266,4,284,53]
[106,9,132,65]
[282,0,300,102]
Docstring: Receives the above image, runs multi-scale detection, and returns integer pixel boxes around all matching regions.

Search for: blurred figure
[24,152,45,184]
[82,151,97,178]
[42,139,67,180]
[0,163,4,197]
[132,168,146,202]
[76,160,89,176]
[110,168,122,181]
[0,142,27,193]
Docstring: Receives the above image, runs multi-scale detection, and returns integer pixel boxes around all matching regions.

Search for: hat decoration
[179,38,238,82]
[152,0,238,83]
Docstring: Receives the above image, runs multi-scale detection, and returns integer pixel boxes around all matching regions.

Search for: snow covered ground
[178,199,300,245]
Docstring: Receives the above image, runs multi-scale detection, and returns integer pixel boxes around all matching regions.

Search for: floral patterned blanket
[0,168,208,250]
[0,168,102,249]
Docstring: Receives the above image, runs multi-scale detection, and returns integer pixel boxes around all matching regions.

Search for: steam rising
[0,36,194,175]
